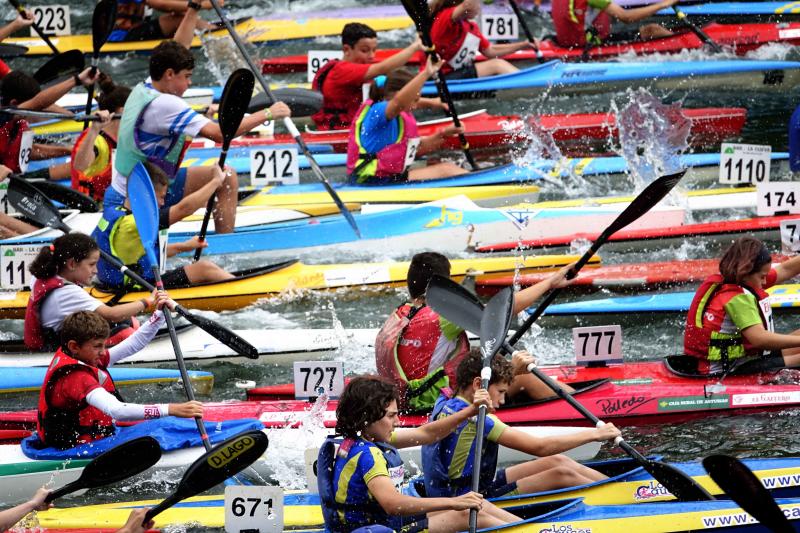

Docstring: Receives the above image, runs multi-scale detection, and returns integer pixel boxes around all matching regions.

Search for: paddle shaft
[468,369,492,533]
[672,6,723,53]
[83,62,99,130]
[7,0,59,53]
[507,0,544,62]
[206,0,362,239]
[193,148,229,261]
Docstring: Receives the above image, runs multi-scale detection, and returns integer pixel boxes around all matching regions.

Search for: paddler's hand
[91,110,113,132]
[117,508,154,533]
[548,262,577,289]
[409,36,425,53]
[440,125,464,138]
[0,165,11,181]
[179,235,209,253]
[511,350,538,375]
[169,400,204,418]
[154,290,176,311]
[10,12,34,30]
[470,388,491,414]
[265,101,291,122]
[199,0,224,9]
[76,67,101,87]
[595,422,621,442]
[451,491,484,511]
[210,164,226,189]
[27,487,52,512]
[424,55,444,78]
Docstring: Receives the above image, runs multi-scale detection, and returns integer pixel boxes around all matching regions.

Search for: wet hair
[335,375,399,438]
[29,233,99,279]
[719,237,772,285]
[368,67,415,102]
[455,348,515,391]
[144,160,169,188]
[407,252,451,299]
[430,0,462,16]
[61,310,110,348]
[0,71,41,106]
[96,73,131,112]
[341,22,377,48]
[149,40,195,81]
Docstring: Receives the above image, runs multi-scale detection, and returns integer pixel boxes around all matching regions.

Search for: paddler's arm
[384,56,441,121]
[0,487,51,531]
[167,165,224,224]
[390,389,490,449]
[365,38,424,80]
[604,0,677,23]
[775,255,800,283]
[116,508,154,533]
[30,142,71,160]
[450,0,481,22]
[197,102,291,143]
[173,0,200,49]
[368,475,483,516]
[418,124,463,154]
[497,421,621,457]
[742,324,800,350]
[107,294,174,365]
[72,111,112,172]
[482,41,537,59]
[18,68,99,110]
[511,262,574,314]
[0,13,33,42]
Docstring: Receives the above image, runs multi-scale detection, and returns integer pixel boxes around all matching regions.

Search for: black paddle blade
[0,43,28,57]
[45,437,162,502]
[480,287,513,369]
[7,176,65,231]
[637,458,714,503]
[704,455,794,532]
[175,306,259,359]
[33,49,85,85]
[92,0,117,53]
[219,69,255,143]
[249,88,322,117]
[426,275,483,333]
[32,180,99,213]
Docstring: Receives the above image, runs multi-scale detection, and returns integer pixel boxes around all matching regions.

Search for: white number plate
[718,143,771,184]
[250,148,300,187]
[572,325,623,365]
[307,50,343,83]
[480,13,518,40]
[293,360,344,400]
[30,5,70,36]
[780,218,800,254]
[224,485,283,533]
[757,182,800,217]
[0,244,40,290]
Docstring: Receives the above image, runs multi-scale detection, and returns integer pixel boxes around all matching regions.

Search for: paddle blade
[7,176,65,230]
[32,180,100,213]
[219,69,255,144]
[704,455,794,532]
[638,458,713,502]
[91,0,117,54]
[45,437,162,502]
[426,275,483,333]
[480,287,513,370]
[249,88,322,117]
[127,162,160,268]
[33,49,85,85]
[0,43,28,58]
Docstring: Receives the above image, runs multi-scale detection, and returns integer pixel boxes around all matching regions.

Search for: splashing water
[200,29,262,86]
[611,88,691,190]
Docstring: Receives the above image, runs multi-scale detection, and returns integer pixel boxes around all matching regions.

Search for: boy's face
[363,399,399,442]
[68,338,107,367]
[487,381,510,411]
[155,183,168,206]
[343,37,378,64]
[162,68,193,96]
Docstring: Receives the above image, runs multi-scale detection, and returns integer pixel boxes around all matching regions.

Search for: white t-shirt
[37,276,102,330]
[110,81,210,196]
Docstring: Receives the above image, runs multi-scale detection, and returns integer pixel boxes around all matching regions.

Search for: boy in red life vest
[429,0,537,80]
[376,251,575,412]
[37,305,203,450]
[0,166,37,238]
[550,0,677,49]
[684,237,800,375]
[312,22,445,131]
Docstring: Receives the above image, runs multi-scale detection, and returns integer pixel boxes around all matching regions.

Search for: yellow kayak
[6,16,412,56]
[0,254,595,318]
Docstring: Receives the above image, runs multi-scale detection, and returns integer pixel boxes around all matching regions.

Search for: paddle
[83,0,117,130]
[400,0,477,169]
[703,455,793,532]
[0,108,120,121]
[7,0,58,54]
[467,288,514,533]
[0,42,28,58]
[5,175,258,359]
[206,0,362,239]
[24,177,100,213]
[44,436,162,502]
[672,6,723,54]
[194,68,254,262]
[142,430,268,523]
[508,169,686,345]
[507,0,545,63]
[32,49,84,85]
[425,278,714,502]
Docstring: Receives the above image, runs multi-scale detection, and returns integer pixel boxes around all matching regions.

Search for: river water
[3,0,800,530]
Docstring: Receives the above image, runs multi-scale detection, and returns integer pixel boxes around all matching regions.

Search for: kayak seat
[503,378,611,409]
[664,355,712,378]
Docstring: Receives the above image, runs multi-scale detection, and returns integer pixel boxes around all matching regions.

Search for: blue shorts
[484,468,519,498]
[165,168,188,208]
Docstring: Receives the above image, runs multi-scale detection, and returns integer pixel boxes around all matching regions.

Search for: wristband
[187,0,202,9]
[139,298,150,311]
[73,73,81,87]
[264,108,273,122]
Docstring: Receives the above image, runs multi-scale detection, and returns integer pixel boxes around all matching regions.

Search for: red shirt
[311,60,372,130]
[430,6,490,75]
[48,352,110,410]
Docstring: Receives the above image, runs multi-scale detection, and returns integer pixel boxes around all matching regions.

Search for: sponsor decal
[596,395,652,415]
[634,480,671,501]
[207,435,256,469]
[761,472,800,489]
[779,28,800,39]
[538,525,592,533]
[700,504,800,528]
[657,395,729,412]
[731,391,800,406]
[610,378,653,386]
[560,69,607,79]
[457,90,497,100]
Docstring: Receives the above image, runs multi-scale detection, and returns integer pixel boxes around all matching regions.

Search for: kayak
[0,366,213,395]
[655,1,800,18]
[418,60,800,100]
[475,212,796,253]
[3,15,412,56]
[262,22,800,72]
[0,425,595,507]
[0,254,591,319]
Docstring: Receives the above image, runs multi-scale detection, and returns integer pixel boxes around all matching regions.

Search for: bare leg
[0,213,37,238]
[639,24,673,40]
[183,166,238,233]
[183,259,234,284]
[428,503,517,533]
[508,373,574,401]
[475,58,518,77]
[408,163,468,181]
[505,456,607,494]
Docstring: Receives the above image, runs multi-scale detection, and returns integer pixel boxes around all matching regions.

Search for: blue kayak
[420,59,800,100]
[0,366,213,394]
[657,1,800,16]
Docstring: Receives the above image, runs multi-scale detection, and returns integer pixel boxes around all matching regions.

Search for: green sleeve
[723,293,764,332]
[588,0,612,9]
[439,315,465,342]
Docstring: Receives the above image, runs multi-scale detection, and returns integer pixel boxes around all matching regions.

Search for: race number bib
[158,228,168,274]
[759,296,774,333]
[388,464,405,489]
[18,130,33,173]
[449,32,480,71]
[404,138,421,169]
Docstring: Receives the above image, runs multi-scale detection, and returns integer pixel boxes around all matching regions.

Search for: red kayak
[194,107,745,153]
[261,23,800,74]
[476,214,793,253]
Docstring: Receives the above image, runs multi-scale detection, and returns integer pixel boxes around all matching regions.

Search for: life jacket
[346,100,420,183]
[551,0,612,48]
[92,205,160,288]
[0,112,33,173]
[36,348,121,450]
[311,60,353,131]
[375,304,463,412]
[24,277,67,350]
[318,437,406,533]
[115,82,192,181]
[684,273,773,370]
[71,129,117,201]
[0,59,10,79]
[114,0,147,31]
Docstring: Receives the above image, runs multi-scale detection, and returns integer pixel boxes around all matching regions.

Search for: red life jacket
[36,348,120,449]
[311,60,355,131]
[70,129,116,201]
[375,304,467,412]
[551,0,611,48]
[0,59,10,79]
[24,276,66,350]
[0,112,31,173]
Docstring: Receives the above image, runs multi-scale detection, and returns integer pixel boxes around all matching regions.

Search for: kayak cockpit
[502,378,611,409]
